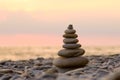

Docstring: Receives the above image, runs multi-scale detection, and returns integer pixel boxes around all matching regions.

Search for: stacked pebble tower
[53,24,89,72]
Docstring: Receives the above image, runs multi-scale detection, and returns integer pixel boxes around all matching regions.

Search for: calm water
[0,46,120,60]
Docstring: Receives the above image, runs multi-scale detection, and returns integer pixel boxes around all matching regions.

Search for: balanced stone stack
[53,24,89,72]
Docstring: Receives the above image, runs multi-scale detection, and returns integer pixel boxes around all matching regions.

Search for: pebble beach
[0,54,120,80]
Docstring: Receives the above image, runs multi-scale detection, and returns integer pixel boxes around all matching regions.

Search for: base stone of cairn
[53,24,89,73]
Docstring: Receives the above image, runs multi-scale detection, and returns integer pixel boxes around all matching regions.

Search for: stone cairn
[53,24,89,72]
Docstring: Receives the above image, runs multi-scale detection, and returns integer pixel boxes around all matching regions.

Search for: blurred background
[0,0,120,60]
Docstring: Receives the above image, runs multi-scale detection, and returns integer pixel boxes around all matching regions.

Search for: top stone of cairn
[68,24,73,29]
[65,24,76,34]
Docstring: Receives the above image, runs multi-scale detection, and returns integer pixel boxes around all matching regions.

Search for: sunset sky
[0,0,120,46]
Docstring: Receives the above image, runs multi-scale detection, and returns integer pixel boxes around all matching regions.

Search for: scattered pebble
[0,54,120,80]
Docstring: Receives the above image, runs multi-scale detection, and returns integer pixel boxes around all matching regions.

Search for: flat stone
[63,44,81,49]
[58,48,85,57]
[53,56,89,68]
[0,69,13,73]
[63,38,78,44]
[56,67,79,73]
[45,67,58,74]
[64,29,76,34]
[63,34,78,38]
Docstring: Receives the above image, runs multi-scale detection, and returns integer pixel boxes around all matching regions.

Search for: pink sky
[0,34,61,46]
[0,0,120,46]
[0,34,120,46]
